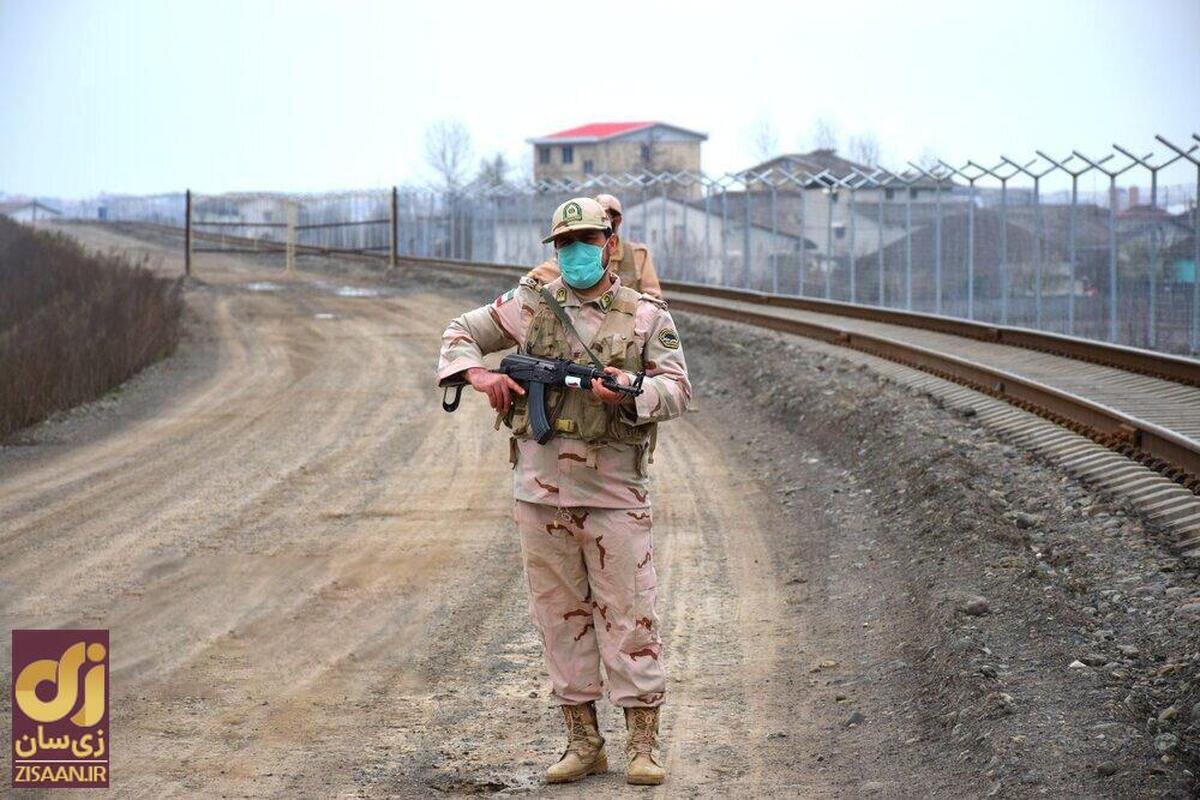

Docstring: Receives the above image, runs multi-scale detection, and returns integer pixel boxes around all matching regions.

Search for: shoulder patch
[657,328,680,349]
[493,287,518,307]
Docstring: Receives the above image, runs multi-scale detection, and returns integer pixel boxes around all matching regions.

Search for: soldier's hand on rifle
[592,366,631,407]
[466,366,525,412]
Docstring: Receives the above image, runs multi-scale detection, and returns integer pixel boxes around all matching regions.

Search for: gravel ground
[680,314,1200,798]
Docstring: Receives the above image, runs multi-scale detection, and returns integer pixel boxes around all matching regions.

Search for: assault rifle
[440,353,645,445]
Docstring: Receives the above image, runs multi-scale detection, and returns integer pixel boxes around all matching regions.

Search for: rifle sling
[538,286,608,373]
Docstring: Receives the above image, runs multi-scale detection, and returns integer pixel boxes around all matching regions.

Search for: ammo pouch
[499,285,656,458]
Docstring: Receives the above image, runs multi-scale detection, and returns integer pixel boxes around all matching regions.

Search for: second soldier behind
[528,193,663,298]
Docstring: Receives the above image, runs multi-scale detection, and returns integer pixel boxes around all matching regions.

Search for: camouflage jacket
[436,271,690,508]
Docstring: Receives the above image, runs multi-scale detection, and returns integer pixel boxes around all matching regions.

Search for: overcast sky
[2,0,1198,198]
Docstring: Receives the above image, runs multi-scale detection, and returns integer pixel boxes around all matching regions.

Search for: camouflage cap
[542,197,612,244]
[594,193,623,217]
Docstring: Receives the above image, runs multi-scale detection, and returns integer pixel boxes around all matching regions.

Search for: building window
[561,145,574,164]
[640,144,651,163]
[538,146,550,165]
[583,159,594,175]
[909,187,920,199]
[835,225,846,239]
[885,188,895,200]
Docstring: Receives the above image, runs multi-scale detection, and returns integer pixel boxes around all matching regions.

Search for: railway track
[661,282,1200,493]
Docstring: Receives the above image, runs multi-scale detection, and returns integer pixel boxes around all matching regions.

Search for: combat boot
[623,706,666,785]
[544,701,607,784]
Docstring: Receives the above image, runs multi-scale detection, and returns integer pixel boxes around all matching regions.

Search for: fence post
[285,199,297,276]
[1073,150,1137,343]
[877,186,885,306]
[825,181,835,299]
[390,186,398,268]
[184,189,192,277]
[848,182,857,303]
[905,178,913,310]
[743,176,752,289]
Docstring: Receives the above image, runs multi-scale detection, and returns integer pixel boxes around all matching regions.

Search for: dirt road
[8,226,1194,799]
[0,228,857,798]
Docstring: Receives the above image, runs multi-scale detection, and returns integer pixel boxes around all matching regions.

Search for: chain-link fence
[47,133,1200,356]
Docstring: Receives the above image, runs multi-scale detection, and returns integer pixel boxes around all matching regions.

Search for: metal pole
[1000,177,1009,324]
[704,184,711,284]
[720,186,728,287]
[798,182,807,296]
[1107,173,1117,341]
[1194,165,1199,353]
[389,186,398,268]
[681,177,689,282]
[967,180,975,319]
[825,184,834,299]
[904,182,912,310]
[848,186,856,303]
[660,178,668,278]
[1149,187,1158,349]
[1115,142,1198,348]
[184,188,192,278]
[642,180,649,247]
[1069,176,1078,333]
[934,178,942,313]
[771,182,778,294]
[1034,176,1043,327]
[1071,149,1140,343]
[877,187,885,306]
[743,177,752,289]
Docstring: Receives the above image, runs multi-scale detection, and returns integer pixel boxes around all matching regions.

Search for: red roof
[541,122,657,140]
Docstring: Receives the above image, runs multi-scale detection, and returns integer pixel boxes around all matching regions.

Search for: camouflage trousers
[513,499,666,708]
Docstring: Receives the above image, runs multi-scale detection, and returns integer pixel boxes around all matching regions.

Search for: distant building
[729,149,968,260]
[619,193,819,287]
[529,122,707,186]
[0,200,62,223]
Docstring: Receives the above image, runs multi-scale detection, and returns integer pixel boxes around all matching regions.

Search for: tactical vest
[612,238,641,292]
[500,282,658,464]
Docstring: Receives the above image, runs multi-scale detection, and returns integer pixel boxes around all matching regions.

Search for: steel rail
[658,279,1200,387]
[665,292,1200,493]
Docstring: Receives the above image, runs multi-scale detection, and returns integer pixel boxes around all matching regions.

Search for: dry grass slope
[0,217,183,438]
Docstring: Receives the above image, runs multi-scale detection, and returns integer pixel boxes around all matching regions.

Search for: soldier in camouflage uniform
[436,197,690,786]
[527,193,663,299]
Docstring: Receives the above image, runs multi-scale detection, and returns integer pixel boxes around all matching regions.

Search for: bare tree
[515,151,533,185]
[475,152,510,189]
[424,119,473,192]
[848,133,880,167]
[745,116,781,162]
[915,146,940,170]
[810,117,839,152]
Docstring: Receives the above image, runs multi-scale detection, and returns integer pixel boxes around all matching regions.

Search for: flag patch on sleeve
[493,288,517,307]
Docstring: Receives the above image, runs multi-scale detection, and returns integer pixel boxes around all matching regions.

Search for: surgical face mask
[557,240,606,289]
